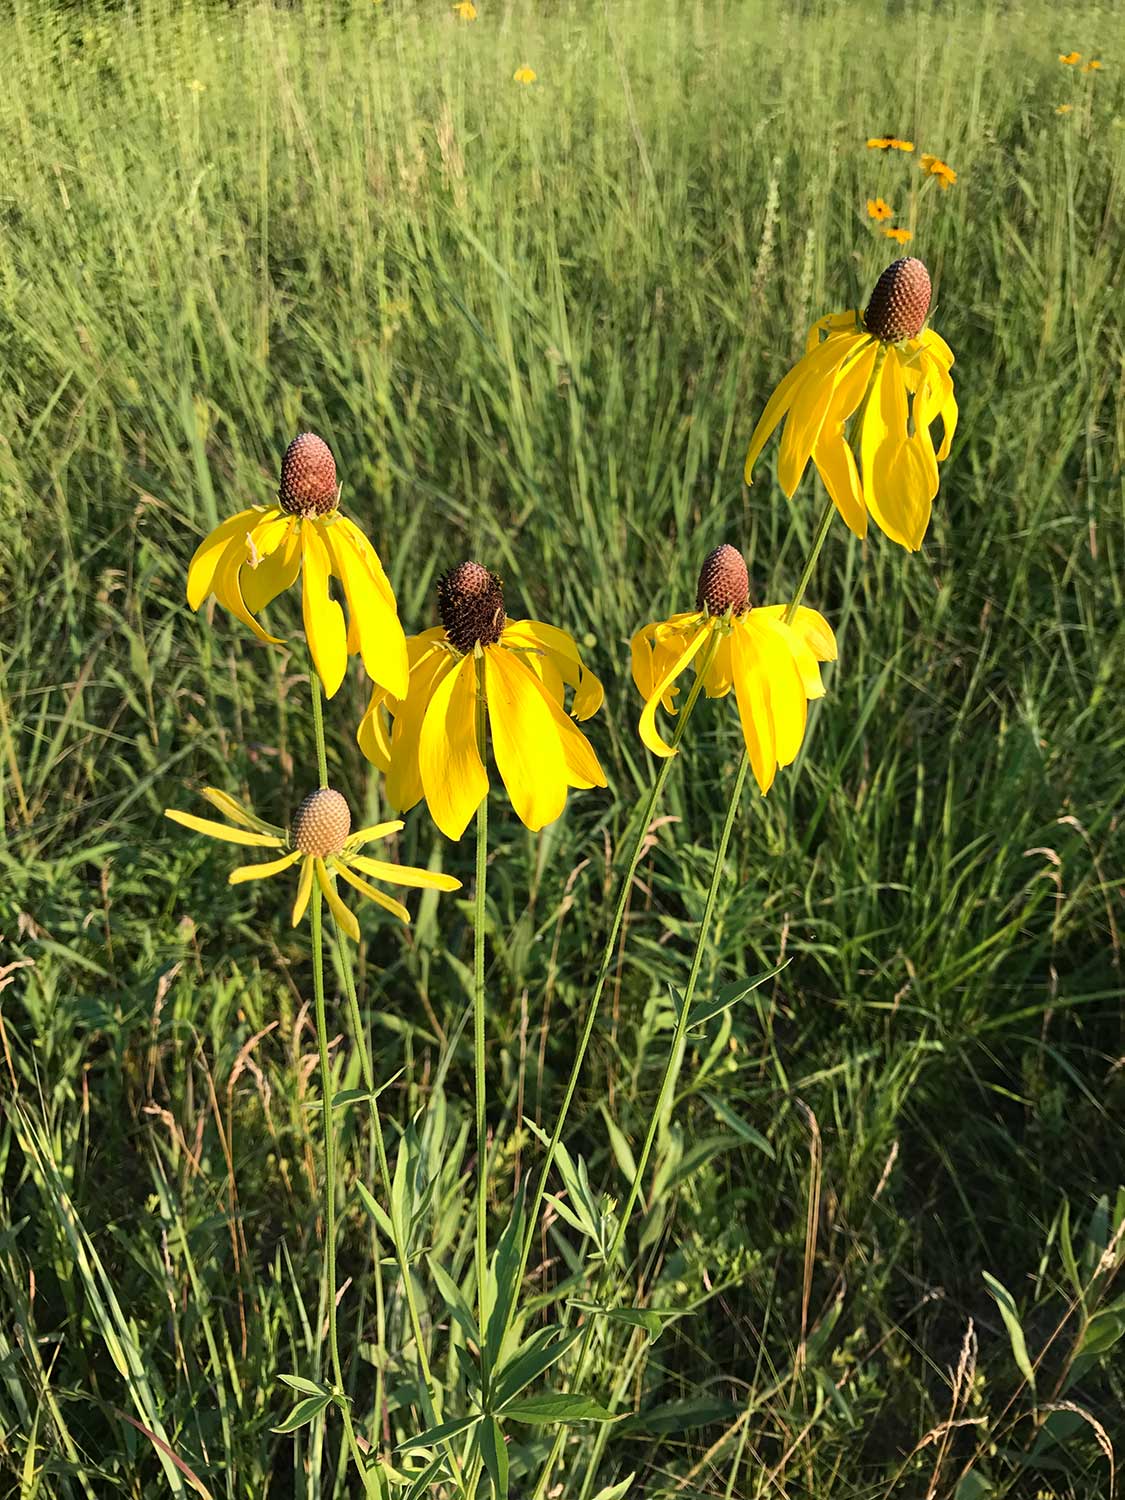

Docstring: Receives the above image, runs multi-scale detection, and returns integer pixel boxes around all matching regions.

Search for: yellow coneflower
[866,136,914,152]
[186,433,408,700]
[165,786,460,940]
[866,198,894,222]
[513,65,537,84]
[883,226,912,244]
[358,562,605,840]
[1059,51,1081,65]
[744,257,957,553]
[1083,59,1103,71]
[452,0,478,17]
[919,154,957,190]
[1056,103,1074,114]
[631,545,836,795]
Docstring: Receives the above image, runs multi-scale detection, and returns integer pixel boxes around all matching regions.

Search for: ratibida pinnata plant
[158,253,957,1497]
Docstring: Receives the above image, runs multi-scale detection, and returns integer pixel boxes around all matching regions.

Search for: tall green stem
[472,654,491,1376]
[309,659,329,789]
[784,493,835,625]
[311,880,373,1494]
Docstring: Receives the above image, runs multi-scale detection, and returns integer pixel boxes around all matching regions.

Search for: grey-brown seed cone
[697,544,750,615]
[438,561,506,653]
[864,257,932,343]
[279,432,338,517]
[291,788,351,856]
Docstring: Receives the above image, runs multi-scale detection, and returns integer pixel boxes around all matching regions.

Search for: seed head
[279,433,338,517]
[697,544,750,616]
[864,257,932,343]
[291,788,351,857]
[438,561,506,653]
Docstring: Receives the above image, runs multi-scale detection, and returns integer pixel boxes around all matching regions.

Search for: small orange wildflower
[1083,59,1103,72]
[883,227,912,244]
[867,136,915,152]
[866,198,894,222]
[1056,104,1074,114]
[513,65,537,84]
[920,154,957,190]
[1059,51,1081,65]
[453,0,478,16]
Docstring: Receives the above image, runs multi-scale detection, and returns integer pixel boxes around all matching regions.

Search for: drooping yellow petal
[418,653,489,841]
[812,338,879,537]
[291,856,315,926]
[347,819,406,850]
[500,619,604,719]
[301,524,348,697]
[199,787,281,835]
[334,515,399,610]
[357,693,393,772]
[527,671,607,789]
[730,621,777,795]
[186,509,261,611]
[241,519,301,616]
[381,645,460,814]
[214,536,286,645]
[315,858,361,941]
[322,519,409,700]
[485,646,570,832]
[702,633,734,698]
[805,310,861,352]
[777,334,867,497]
[638,621,712,757]
[754,605,836,697]
[229,851,303,884]
[744,355,815,484]
[164,809,283,848]
[349,854,461,891]
[863,349,933,550]
[331,858,411,926]
[630,622,661,702]
[741,617,807,767]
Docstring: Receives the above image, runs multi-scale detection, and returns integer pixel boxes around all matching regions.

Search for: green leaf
[702,1093,775,1160]
[428,1255,480,1345]
[590,1475,635,1500]
[398,1414,480,1453]
[1077,1302,1125,1357]
[493,1326,585,1408]
[599,1104,637,1182]
[271,1393,332,1433]
[485,1186,527,1365]
[355,1181,395,1242]
[621,1395,738,1434]
[544,1191,597,1239]
[479,1416,509,1498]
[1059,1199,1082,1303]
[568,1301,682,1346]
[277,1373,330,1399]
[953,1472,993,1499]
[682,962,789,1031]
[982,1271,1036,1392]
[404,1453,450,1500]
[501,1393,615,1424]
[331,1071,405,1110]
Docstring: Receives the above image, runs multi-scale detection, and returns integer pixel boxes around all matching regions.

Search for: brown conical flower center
[864,257,932,343]
[696,543,750,616]
[291,788,351,856]
[438,561,506,653]
[279,432,338,517]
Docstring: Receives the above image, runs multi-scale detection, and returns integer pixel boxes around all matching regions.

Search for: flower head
[744,257,957,552]
[1059,51,1081,65]
[186,433,408,700]
[1056,103,1074,114]
[631,544,837,794]
[513,65,537,84]
[1083,59,1103,72]
[165,787,460,940]
[866,136,914,152]
[358,562,606,840]
[919,153,957,189]
[452,0,478,17]
[866,197,894,222]
[883,226,912,243]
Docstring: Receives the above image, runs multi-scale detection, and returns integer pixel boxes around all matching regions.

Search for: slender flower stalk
[472,658,491,1362]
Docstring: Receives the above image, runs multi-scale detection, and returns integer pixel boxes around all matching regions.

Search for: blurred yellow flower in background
[165,787,460,940]
[186,433,408,700]
[884,226,912,243]
[1083,59,1103,71]
[920,153,957,189]
[513,65,537,84]
[453,1,478,17]
[867,198,894,222]
[1056,104,1074,114]
[359,563,605,840]
[631,545,836,794]
[744,258,957,552]
[867,136,914,152]
[1059,51,1081,65]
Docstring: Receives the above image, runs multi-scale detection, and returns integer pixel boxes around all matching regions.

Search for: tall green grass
[2,0,1124,1495]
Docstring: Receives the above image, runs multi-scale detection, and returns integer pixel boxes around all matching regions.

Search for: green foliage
[2,0,1125,1496]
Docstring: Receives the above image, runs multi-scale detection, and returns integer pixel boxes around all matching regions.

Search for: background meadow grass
[2,0,1125,1494]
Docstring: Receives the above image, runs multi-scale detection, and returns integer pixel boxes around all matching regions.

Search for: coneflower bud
[438,561,506,653]
[696,544,750,616]
[279,433,338,517]
[864,257,932,343]
[291,788,351,856]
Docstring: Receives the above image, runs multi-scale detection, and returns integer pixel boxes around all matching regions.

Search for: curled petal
[199,787,280,835]
[347,819,405,850]
[418,653,488,841]
[214,536,286,645]
[777,333,869,497]
[381,645,460,815]
[186,509,261,610]
[349,854,461,892]
[229,851,303,884]
[301,524,348,696]
[638,621,712,757]
[485,646,570,832]
[241,520,301,616]
[165,809,283,848]
[331,858,411,926]
[500,619,604,719]
[315,858,360,941]
[322,519,409,700]
[292,856,315,927]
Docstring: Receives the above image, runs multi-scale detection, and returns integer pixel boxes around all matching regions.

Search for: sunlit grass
[1,0,1124,1495]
